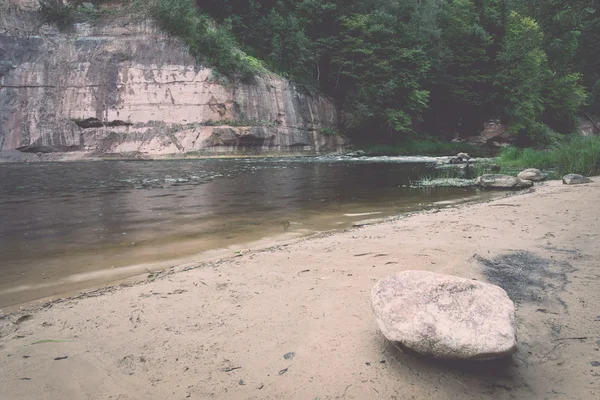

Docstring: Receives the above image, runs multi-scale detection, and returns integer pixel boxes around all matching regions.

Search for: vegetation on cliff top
[38,0,599,148]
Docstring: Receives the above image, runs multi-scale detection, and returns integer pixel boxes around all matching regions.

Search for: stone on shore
[517,168,545,182]
[475,174,533,189]
[371,270,517,360]
[562,174,593,185]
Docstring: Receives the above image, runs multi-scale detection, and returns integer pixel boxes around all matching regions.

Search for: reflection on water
[0,157,500,308]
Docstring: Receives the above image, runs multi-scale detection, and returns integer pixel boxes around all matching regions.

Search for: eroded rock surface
[371,270,517,360]
[0,13,343,156]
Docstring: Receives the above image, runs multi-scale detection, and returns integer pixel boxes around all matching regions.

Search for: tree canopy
[154,0,600,143]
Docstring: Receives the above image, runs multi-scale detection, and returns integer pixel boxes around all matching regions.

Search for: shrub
[319,127,338,137]
[151,0,261,78]
[38,0,75,29]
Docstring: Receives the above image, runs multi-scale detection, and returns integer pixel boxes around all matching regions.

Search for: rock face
[371,270,517,360]
[457,119,511,147]
[0,11,343,156]
[475,174,533,189]
[562,174,593,185]
[578,116,600,136]
[517,168,545,182]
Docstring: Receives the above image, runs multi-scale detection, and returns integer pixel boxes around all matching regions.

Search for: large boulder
[475,174,533,189]
[517,168,545,182]
[562,174,593,185]
[371,270,517,360]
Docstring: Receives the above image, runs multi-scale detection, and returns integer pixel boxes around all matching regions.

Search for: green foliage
[38,0,75,29]
[151,0,262,77]
[496,12,548,134]
[497,146,557,169]
[542,73,587,132]
[319,127,338,137]
[551,135,600,176]
[498,136,600,176]
[41,0,600,146]
[424,0,496,135]
[191,0,595,144]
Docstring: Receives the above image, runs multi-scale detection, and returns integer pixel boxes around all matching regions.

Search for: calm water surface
[0,157,502,308]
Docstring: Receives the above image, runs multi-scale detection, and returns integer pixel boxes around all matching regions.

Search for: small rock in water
[371,270,517,360]
[475,174,533,189]
[517,168,546,182]
[562,174,593,185]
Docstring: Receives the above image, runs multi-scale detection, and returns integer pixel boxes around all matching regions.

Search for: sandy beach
[1,179,599,400]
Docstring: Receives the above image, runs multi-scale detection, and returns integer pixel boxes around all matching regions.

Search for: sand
[1,179,599,400]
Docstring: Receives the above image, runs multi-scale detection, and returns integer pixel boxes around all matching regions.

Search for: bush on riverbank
[498,136,600,176]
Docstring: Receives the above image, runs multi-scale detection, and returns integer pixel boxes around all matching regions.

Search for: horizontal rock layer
[0,14,343,156]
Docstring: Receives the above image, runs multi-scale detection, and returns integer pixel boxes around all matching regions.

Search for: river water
[0,157,502,308]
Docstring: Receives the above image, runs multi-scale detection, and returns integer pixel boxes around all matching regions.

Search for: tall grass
[498,136,600,176]
[497,147,556,169]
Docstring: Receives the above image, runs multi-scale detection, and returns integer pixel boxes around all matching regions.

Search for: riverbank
[1,179,599,399]
[0,150,332,163]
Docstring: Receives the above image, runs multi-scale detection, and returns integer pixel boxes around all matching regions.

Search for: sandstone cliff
[0,6,344,157]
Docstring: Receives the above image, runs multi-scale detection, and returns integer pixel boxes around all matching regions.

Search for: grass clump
[497,146,556,169]
[551,136,600,176]
[497,136,600,176]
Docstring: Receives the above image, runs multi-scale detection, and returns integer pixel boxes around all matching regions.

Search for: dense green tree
[496,11,548,134]
[151,0,597,142]
[423,0,497,136]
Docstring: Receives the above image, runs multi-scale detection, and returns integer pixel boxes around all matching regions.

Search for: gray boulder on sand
[562,174,593,185]
[475,174,533,189]
[517,168,545,182]
[371,270,517,360]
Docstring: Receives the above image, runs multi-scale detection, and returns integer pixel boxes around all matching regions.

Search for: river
[0,157,503,309]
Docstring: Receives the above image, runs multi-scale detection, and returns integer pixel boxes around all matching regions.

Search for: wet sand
[1,179,599,399]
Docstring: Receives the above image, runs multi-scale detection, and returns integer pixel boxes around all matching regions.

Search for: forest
[147,0,600,144]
